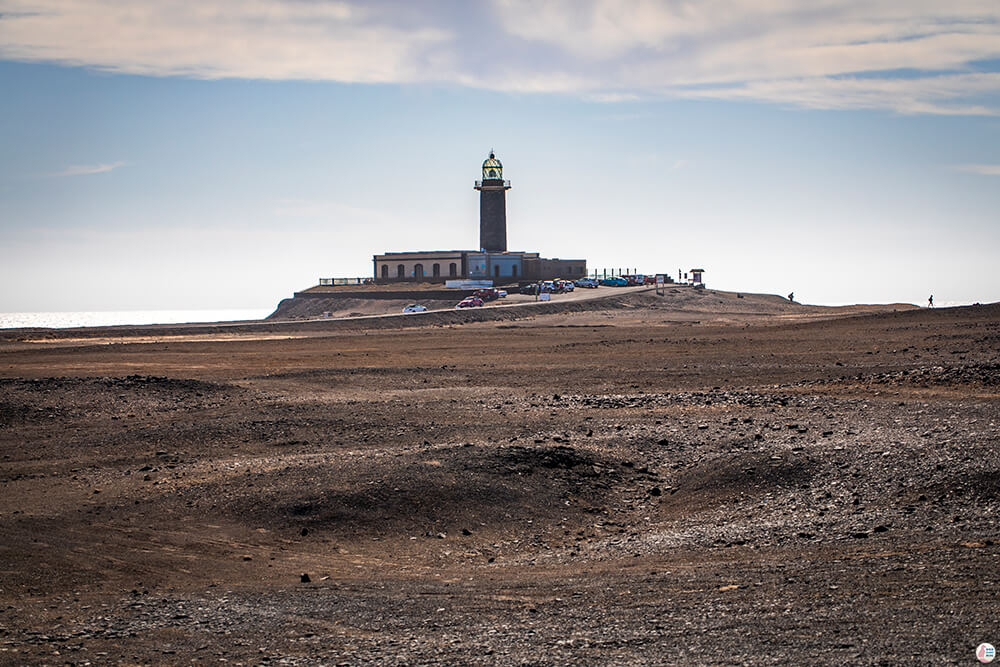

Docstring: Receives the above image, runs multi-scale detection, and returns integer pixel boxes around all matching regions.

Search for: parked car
[557,280,575,292]
[575,278,599,288]
[519,283,539,295]
[497,290,508,298]
[456,297,484,308]
[600,277,629,287]
[402,304,427,313]
[474,288,500,302]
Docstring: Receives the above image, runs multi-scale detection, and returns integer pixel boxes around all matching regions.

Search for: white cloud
[53,161,128,176]
[1,0,999,114]
[0,0,451,82]
[670,72,1000,116]
[951,163,1000,175]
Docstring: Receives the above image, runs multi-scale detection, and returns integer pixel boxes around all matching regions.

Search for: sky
[1,0,999,312]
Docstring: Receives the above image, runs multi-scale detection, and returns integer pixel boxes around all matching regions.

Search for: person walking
[787,292,795,302]
[928,294,934,308]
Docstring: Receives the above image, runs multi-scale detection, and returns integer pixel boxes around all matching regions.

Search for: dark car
[474,288,500,302]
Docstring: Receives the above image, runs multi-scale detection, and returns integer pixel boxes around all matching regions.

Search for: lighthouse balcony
[474,179,511,189]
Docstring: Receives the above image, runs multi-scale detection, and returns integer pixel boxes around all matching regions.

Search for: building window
[511,265,517,277]
[449,263,457,277]
[414,263,424,280]
[432,263,440,277]
[397,264,405,278]
[381,265,388,278]
[494,265,501,277]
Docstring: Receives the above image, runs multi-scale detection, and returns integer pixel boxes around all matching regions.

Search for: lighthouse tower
[474,151,511,252]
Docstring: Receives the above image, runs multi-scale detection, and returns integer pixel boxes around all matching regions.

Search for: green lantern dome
[482,151,503,180]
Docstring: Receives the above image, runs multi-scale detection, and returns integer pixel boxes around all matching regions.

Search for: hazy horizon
[2,1,999,312]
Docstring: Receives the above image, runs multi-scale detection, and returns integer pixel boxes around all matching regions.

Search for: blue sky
[1,1,999,311]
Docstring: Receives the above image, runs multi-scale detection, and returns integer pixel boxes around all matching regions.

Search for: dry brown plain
[1,287,998,664]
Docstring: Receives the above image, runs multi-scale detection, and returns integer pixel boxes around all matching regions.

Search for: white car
[497,290,508,298]
[402,304,427,313]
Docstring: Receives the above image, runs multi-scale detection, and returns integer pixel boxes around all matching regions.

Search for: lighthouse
[474,151,511,252]
[373,149,587,283]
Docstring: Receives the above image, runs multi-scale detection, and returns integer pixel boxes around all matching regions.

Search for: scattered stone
[300,573,311,583]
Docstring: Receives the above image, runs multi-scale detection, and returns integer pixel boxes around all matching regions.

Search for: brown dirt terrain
[0,289,998,664]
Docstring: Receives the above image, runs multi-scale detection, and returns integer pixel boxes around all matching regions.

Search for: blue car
[599,277,628,287]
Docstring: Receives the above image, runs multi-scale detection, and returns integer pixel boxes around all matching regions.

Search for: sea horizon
[0,308,274,330]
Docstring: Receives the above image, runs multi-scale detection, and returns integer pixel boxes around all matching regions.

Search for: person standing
[788,292,795,302]
[928,295,934,308]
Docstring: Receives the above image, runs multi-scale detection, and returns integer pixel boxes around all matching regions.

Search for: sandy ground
[1,289,998,664]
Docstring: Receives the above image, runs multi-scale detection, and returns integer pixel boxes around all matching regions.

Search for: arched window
[414,263,424,280]
[432,263,440,277]
[397,264,405,278]
[381,265,388,278]
[449,263,457,277]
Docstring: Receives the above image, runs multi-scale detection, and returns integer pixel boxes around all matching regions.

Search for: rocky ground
[0,291,998,664]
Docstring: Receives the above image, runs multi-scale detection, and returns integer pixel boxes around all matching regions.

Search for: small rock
[300,573,311,583]
[461,528,472,536]
[648,486,662,497]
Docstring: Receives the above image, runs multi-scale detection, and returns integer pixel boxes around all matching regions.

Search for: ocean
[0,309,273,330]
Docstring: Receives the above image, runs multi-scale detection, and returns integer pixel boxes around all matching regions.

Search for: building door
[414,264,424,280]
[432,263,440,278]
[397,264,405,278]
[449,263,457,277]
[381,265,388,278]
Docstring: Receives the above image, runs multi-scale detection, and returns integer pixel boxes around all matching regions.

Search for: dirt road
[1,291,997,664]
